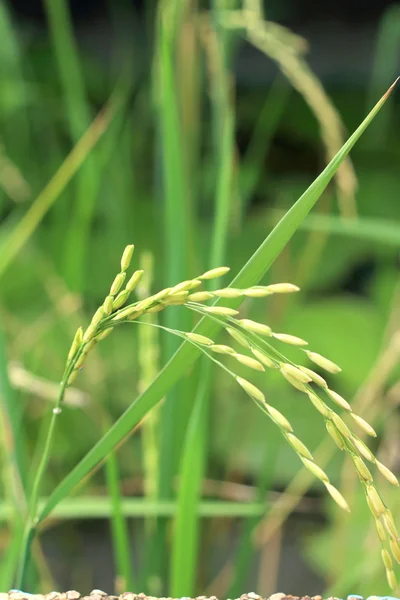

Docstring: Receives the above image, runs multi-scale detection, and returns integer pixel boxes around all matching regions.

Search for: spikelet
[95,328,113,341]
[390,538,400,563]
[280,363,311,383]
[112,306,141,321]
[209,344,236,355]
[236,376,265,403]
[325,420,345,450]
[376,461,399,487]
[201,306,239,316]
[307,390,330,417]
[238,319,272,336]
[226,327,251,348]
[375,518,387,542]
[383,510,400,540]
[280,369,308,392]
[68,370,79,385]
[243,286,273,298]
[366,485,386,516]
[125,270,144,293]
[263,283,300,294]
[103,296,114,315]
[299,366,327,388]
[83,323,99,343]
[185,333,214,346]
[188,291,214,302]
[213,288,243,298]
[352,435,375,463]
[90,307,104,327]
[273,332,308,346]
[351,413,377,437]
[353,456,373,482]
[164,291,189,305]
[386,569,397,590]
[325,482,350,512]
[305,350,341,374]
[265,404,293,432]
[286,433,313,460]
[234,353,265,371]
[110,272,126,296]
[199,266,230,280]
[251,348,278,368]
[382,548,393,570]
[301,457,329,483]
[326,389,351,411]
[68,326,83,361]
[120,244,134,271]
[112,290,130,310]
[169,279,202,294]
[330,412,352,440]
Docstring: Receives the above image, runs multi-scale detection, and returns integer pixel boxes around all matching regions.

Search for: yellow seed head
[383,510,400,540]
[213,288,243,298]
[280,370,308,392]
[251,348,278,368]
[68,326,83,361]
[95,328,114,341]
[273,332,308,346]
[234,353,265,371]
[386,569,397,591]
[390,538,400,563]
[226,327,250,348]
[382,548,393,570]
[325,420,345,450]
[353,456,373,482]
[330,412,352,440]
[243,287,273,298]
[366,486,386,516]
[185,332,214,346]
[163,291,189,305]
[325,482,350,512]
[306,350,341,374]
[209,344,236,355]
[112,290,130,310]
[299,366,327,388]
[376,460,399,487]
[202,306,238,316]
[326,389,351,411]
[281,363,311,383]
[120,244,134,271]
[169,279,202,294]
[264,283,300,294]
[237,376,265,403]
[110,272,126,296]
[375,518,387,542]
[351,413,377,437]
[126,269,144,293]
[302,458,329,483]
[286,433,313,460]
[352,436,375,462]
[239,319,272,336]
[265,404,293,432]
[103,295,114,315]
[199,266,230,280]
[188,291,214,302]
[307,391,330,417]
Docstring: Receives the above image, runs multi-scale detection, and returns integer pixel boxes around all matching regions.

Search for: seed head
[305,351,341,374]
[237,376,265,403]
[286,433,313,460]
[209,344,236,355]
[185,333,214,346]
[326,389,351,411]
[307,391,330,417]
[110,272,126,296]
[202,306,238,316]
[226,327,250,347]
[188,291,214,302]
[239,319,272,336]
[234,353,265,371]
[273,332,308,346]
[351,413,377,437]
[120,244,134,271]
[265,404,293,432]
[302,457,329,483]
[251,348,278,368]
[281,363,311,383]
[264,283,300,294]
[126,270,144,293]
[68,326,83,361]
[325,482,350,512]
[199,266,230,280]
[376,461,399,487]
[112,290,130,310]
[213,288,243,298]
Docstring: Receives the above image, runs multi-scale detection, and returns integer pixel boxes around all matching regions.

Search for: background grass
[0,0,399,596]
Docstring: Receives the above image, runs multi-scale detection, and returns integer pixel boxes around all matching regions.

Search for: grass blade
[36,81,396,526]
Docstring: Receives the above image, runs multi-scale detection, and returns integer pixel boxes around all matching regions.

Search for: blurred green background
[0,0,399,597]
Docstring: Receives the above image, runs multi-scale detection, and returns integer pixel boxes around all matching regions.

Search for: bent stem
[15,361,74,587]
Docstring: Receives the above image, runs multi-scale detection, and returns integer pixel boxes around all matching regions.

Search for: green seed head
[120,244,134,272]
[110,272,126,296]
[126,270,144,293]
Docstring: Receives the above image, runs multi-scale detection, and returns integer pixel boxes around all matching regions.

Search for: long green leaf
[37,81,396,525]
